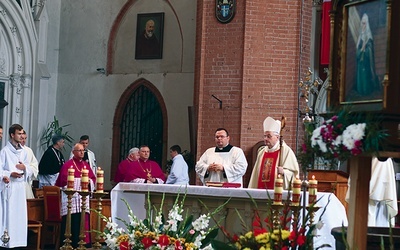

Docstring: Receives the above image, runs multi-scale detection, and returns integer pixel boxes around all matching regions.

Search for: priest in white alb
[195,128,248,187]
[248,117,299,189]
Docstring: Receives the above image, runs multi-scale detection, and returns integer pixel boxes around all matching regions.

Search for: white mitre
[263,117,281,134]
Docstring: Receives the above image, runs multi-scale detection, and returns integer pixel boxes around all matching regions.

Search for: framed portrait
[135,12,164,60]
[340,0,388,105]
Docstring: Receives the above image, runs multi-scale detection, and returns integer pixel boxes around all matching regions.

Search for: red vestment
[257,150,280,189]
[124,158,166,182]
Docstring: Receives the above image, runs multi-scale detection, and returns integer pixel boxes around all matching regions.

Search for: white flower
[342,123,366,150]
[316,220,324,230]
[192,214,210,231]
[311,125,328,153]
[201,244,214,250]
[193,234,205,248]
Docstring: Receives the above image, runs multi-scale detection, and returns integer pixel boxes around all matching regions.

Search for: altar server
[195,128,248,187]
[21,130,39,199]
[248,117,299,189]
[0,124,31,248]
[166,145,189,185]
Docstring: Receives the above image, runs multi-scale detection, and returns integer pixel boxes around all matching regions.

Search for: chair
[41,186,62,249]
[28,220,42,250]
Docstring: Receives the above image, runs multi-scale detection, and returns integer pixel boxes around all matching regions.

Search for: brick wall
[194,0,312,185]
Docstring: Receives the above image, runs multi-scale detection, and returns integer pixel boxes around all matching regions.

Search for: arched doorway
[110,79,168,181]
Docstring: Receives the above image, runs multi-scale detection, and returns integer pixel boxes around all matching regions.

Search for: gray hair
[52,134,65,145]
[128,147,139,155]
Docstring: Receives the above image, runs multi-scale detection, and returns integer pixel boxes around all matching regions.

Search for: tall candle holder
[301,172,309,226]
[92,191,108,250]
[306,205,320,250]
[76,190,90,250]
[61,189,76,250]
[271,204,284,230]
[289,205,302,235]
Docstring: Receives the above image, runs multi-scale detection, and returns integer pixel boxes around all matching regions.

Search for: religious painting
[261,158,273,182]
[340,0,388,104]
[135,13,164,60]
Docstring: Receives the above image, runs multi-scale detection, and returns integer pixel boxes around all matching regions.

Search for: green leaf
[211,239,237,250]
[201,227,219,247]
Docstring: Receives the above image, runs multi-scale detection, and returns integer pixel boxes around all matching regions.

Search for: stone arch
[0,0,36,133]
[110,78,168,181]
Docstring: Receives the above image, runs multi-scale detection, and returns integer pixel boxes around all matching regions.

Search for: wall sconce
[211,94,223,109]
[96,68,106,75]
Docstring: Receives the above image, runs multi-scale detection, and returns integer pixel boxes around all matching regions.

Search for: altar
[111,183,348,248]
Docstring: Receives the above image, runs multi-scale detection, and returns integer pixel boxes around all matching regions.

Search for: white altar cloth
[111,183,348,248]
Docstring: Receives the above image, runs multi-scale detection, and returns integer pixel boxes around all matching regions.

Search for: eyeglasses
[215,135,227,139]
[73,149,85,152]
[264,134,276,139]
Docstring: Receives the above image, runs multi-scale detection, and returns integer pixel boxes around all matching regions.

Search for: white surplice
[0,141,31,248]
[23,145,39,199]
[195,146,248,186]
[346,157,398,227]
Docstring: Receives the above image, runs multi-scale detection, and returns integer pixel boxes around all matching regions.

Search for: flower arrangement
[211,195,330,250]
[298,109,387,169]
[98,193,227,250]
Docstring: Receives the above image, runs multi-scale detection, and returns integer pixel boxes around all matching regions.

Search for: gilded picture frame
[135,12,164,60]
[339,0,389,105]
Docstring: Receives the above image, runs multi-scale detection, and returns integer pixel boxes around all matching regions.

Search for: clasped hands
[208,163,224,172]
[146,177,157,184]
[2,162,25,183]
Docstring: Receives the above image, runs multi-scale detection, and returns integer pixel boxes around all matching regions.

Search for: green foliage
[40,116,74,149]
[297,107,388,171]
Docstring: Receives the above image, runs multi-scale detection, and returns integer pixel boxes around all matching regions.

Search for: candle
[308,175,318,205]
[81,166,89,192]
[96,167,104,193]
[291,177,302,206]
[273,174,283,205]
[67,167,75,190]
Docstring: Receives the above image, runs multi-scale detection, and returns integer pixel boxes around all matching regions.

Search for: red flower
[254,228,267,236]
[301,143,307,153]
[253,215,261,228]
[296,234,306,246]
[158,235,170,246]
[289,230,297,241]
[232,234,239,242]
[141,237,153,249]
[175,240,183,250]
[119,241,129,250]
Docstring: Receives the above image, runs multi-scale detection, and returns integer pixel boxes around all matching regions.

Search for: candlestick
[273,174,283,205]
[67,167,75,191]
[308,175,318,205]
[81,167,89,192]
[291,177,302,206]
[96,167,104,193]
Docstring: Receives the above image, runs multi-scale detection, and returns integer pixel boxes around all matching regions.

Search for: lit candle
[308,175,318,205]
[291,177,302,206]
[96,167,104,193]
[81,166,89,192]
[67,166,75,190]
[273,174,283,205]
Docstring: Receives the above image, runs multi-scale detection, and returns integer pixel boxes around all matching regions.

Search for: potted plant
[40,116,74,149]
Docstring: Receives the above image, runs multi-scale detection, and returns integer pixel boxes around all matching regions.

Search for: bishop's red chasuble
[257,150,280,189]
